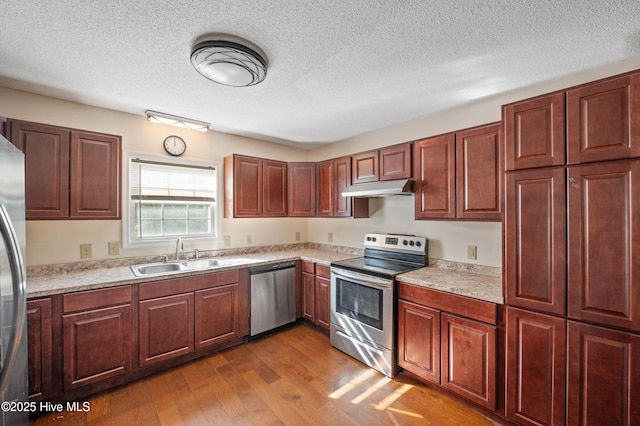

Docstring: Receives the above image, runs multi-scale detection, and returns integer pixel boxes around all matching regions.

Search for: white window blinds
[130,159,216,201]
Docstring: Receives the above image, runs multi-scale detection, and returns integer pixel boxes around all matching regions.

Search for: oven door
[330,267,394,350]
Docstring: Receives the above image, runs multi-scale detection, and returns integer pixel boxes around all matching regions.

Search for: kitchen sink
[131,262,186,276]
[130,257,258,277]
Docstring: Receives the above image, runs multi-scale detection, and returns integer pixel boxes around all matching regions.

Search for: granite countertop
[26,244,503,303]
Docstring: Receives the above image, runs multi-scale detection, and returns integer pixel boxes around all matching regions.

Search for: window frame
[123,151,221,248]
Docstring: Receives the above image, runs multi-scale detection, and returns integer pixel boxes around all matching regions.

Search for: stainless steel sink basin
[130,257,258,277]
[184,258,220,269]
[131,262,186,276]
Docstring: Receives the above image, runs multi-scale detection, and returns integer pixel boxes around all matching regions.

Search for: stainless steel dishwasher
[249,261,296,337]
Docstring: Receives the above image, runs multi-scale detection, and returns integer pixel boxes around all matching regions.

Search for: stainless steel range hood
[341,179,413,198]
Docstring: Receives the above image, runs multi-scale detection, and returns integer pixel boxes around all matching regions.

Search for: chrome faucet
[175,237,183,260]
[193,248,200,259]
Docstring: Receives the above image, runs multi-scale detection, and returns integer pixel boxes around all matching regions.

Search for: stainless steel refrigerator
[0,135,28,425]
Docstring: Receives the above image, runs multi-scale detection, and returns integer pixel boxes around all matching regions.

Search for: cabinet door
[27,298,52,400]
[414,133,456,219]
[288,162,316,216]
[455,123,503,220]
[62,304,133,390]
[8,120,70,219]
[397,300,440,384]
[195,283,241,349]
[315,275,330,330]
[352,150,379,184]
[379,142,412,181]
[263,159,287,217]
[333,156,352,217]
[567,321,640,426]
[505,168,566,315]
[567,160,640,331]
[503,92,566,170]
[302,272,315,322]
[226,155,262,217]
[70,131,121,218]
[317,160,333,217]
[139,293,194,367]
[506,307,566,426]
[441,313,496,410]
[567,72,640,164]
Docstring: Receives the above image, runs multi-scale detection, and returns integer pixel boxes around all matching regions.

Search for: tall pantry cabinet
[503,70,640,426]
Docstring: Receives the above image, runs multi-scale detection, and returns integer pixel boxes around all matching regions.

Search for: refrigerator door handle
[0,204,26,393]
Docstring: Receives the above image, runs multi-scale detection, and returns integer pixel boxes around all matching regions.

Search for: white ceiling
[1,1,639,148]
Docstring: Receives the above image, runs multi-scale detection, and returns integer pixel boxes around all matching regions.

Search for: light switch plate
[467,245,477,260]
[223,235,231,246]
[108,241,119,256]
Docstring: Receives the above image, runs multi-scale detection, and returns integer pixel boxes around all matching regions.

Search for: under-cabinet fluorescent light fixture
[145,110,210,132]
[191,39,267,87]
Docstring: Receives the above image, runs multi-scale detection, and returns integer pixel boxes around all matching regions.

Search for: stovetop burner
[331,233,428,280]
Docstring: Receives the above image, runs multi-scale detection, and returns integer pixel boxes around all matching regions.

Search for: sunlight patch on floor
[351,376,390,404]
[373,383,414,410]
[328,369,377,399]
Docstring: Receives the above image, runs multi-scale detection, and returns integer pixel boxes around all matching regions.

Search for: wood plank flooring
[30,324,503,425]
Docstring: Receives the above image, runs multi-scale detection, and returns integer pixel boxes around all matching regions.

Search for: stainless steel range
[330,233,428,377]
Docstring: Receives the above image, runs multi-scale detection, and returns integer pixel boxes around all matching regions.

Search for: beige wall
[3,56,640,267]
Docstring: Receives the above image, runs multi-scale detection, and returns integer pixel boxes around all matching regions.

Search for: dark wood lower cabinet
[61,287,133,391]
[441,313,496,410]
[27,298,52,400]
[315,274,330,330]
[397,300,440,384]
[397,283,499,413]
[505,307,566,426]
[195,283,242,349]
[567,321,640,425]
[139,292,195,367]
[302,271,315,322]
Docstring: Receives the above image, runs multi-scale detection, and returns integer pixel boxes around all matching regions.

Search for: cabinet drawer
[63,285,132,313]
[315,264,331,279]
[398,283,497,325]
[301,261,315,274]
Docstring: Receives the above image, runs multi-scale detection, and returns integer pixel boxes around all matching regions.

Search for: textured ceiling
[1,1,639,147]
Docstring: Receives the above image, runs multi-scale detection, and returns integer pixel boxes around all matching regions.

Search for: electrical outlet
[108,241,119,256]
[80,244,93,259]
[328,232,333,243]
[467,245,477,260]
[223,235,231,247]
[295,231,301,242]
[246,235,252,244]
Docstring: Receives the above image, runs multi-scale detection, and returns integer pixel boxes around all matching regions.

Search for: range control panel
[363,233,427,254]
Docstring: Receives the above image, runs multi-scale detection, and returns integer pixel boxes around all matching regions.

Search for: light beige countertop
[26,244,503,303]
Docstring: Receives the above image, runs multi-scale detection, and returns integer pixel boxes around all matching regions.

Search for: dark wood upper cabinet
[333,156,352,217]
[505,307,566,426]
[414,133,456,219]
[505,167,566,315]
[351,150,379,184]
[567,160,640,332]
[225,154,287,218]
[9,120,70,219]
[567,321,640,426]
[8,119,120,220]
[287,162,316,217]
[503,92,566,171]
[380,142,412,181]
[70,131,120,218]
[317,159,334,217]
[224,154,262,218]
[317,156,354,217]
[262,159,287,217]
[455,123,502,220]
[567,72,640,164]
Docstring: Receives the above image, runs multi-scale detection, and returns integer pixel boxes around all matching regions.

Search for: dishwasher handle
[249,260,296,275]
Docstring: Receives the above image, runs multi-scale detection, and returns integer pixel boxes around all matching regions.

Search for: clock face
[163,135,186,156]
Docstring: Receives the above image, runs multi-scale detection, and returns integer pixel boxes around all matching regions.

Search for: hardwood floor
[30,324,503,425]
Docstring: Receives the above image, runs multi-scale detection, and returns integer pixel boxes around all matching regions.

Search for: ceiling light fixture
[190,40,267,87]
[145,110,210,132]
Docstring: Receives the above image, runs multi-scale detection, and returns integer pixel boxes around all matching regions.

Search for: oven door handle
[331,267,394,289]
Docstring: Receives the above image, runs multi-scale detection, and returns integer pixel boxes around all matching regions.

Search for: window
[125,156,219,245]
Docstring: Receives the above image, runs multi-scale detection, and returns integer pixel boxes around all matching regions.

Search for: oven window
[335,277,384,330]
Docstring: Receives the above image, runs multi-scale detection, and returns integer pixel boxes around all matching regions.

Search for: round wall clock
[163,135,186,156]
